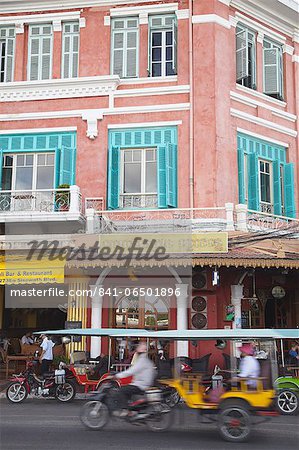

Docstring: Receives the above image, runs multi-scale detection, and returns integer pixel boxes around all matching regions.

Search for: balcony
[0,185,84,226]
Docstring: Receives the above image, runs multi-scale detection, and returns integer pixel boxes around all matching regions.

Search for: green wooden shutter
[41,34,52,80]
[236,29,248,81]
[263,48,280,95]
[58,146,75,186]
[112,30,124,77]
[237,147,245,204]
[126,29,138,77]
[157,145,167,208]
[166,143,177,207]
[107,145,120,209]
[172,17,177,75]
[273,160,281,215]
[284,163,295,218]
[29,36,40,80]
[5,37,14,82]
[248,152,259,211]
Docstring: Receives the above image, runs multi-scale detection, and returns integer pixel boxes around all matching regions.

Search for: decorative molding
[257,31,264,44]
[176,9,189,20]
[53,20,62,32]
[283,44,294,55]
[0,76,120,102]
[104,15,111,26]
[231,108,297,137]
[293,30,299,43]
[109,3,178,17]
[0,126,77,135]
[108,120,183,129]
[218,0,231,5]
[292,55,299,63]
[79,17,86,28]
[230,90,296,122]
[234,11,286,43]
[236,84,287,107]
[0,11,81,26]
[81,111,103,140]
[236,127,289,148]
[120,75,178,85]
[114,85,190,98]
[139,12,148,25]
[192,14,231,29]
[15,22,24,34]
[229,15,238,28]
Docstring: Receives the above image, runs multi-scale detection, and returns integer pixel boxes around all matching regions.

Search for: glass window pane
[46,153,54,165]
[37,154,45,165]
[2,167,12,190]
[166,46,173,61]
[166,62,175,76]
[152,63,161,77]
[26,154,33,165]
[15,167,33,190]
[124,163,141,193]
[145,162,157,192]
[124,150,132,162]
[36,166,54,189]
[4,155,13,167]
[166,31,173,46]
[133,150,141,161]
[146,149,155,161]
[152,47,161,62]
[152,32,161,46]
[17,155,24,166]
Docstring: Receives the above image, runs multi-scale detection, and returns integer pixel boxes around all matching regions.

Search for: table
[5,355,34,379]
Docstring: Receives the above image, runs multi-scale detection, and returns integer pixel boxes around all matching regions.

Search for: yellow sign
[98,232,228,254]
[0,256,65,285]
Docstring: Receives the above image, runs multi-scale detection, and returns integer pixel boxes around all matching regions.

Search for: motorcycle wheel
[146,404,172,432]
[218,404,251,443]
[6,382,28,403]
[55,382,76,402]
[165,388,180,408]
[80,401,109,430]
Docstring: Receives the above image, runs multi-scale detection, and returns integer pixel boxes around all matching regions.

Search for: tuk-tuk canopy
[35,328,299,340]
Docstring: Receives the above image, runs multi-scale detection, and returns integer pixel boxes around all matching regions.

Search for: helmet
[215,339,227,350]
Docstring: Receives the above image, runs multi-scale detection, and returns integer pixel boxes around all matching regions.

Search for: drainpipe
[188,0,194,210]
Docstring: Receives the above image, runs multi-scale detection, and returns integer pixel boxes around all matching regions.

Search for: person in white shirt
[238,343,260,387]
[39,335,55,375]
[113,342,155,416]
[21,332,34,345]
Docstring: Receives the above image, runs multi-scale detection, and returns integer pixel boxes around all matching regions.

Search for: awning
[0,255,65,284]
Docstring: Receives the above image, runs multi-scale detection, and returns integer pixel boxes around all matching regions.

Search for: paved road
[0,399,298,450]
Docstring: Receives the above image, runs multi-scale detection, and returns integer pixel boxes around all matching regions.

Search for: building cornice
[0,11,81,26]
[192,14,231,29]
[233,11,287,43]
[235,84,287,107]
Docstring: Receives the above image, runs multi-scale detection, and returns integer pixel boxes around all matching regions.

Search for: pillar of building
[90,284,103,358]
[231,284,244,329]
[175,283,189,356]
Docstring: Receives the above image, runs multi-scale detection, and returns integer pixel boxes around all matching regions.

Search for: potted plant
[55,184,70,211]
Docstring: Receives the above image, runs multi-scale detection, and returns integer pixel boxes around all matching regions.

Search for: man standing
[39,335,55,375]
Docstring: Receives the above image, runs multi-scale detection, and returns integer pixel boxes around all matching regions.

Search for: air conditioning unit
[192,269,207,290]
[190,295,208,329]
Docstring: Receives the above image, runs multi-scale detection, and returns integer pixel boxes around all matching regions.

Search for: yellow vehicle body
[159,375,275,410]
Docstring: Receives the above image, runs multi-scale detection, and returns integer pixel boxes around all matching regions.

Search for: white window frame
[236,24,256,89]
[149,14,177,78]
[263,37,283,100]
[61,21,79,79]
[0,27,15,82]
[111,17,139,79]
[27,23,53,81]
[258,158,273,212]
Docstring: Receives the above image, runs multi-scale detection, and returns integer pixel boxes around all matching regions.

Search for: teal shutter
[273,160,281,215]
[107,145,120,210]
[248,152,259,211]
[237,147,245,204]
[157,145,167,208]
[58,146,75,185]
[166,143,177,207]
[284,163,295,218]
[0,150,3,189]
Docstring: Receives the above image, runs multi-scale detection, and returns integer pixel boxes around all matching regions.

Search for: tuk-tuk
[39,327,299,442]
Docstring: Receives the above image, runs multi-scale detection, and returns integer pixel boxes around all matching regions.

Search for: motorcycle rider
[238,343,260,387]
[113,341,155,417]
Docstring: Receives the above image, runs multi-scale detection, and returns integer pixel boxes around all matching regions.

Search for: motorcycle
[80,381,172,432]
[6,360,76,403]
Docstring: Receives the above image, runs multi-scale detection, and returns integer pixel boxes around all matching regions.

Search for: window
[149,15,177,77]
[28,24,53,81]
[258,159,273,213]
[236,25,256,89]
[120,148,157,208]
[0,27,15,82]
[263,38,283,100]
[111,17,138,78]
[62,22,79,78]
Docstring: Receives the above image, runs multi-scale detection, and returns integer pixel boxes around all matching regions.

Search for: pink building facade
[0,0,298,361]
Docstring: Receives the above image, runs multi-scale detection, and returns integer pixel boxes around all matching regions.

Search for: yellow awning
[0,256,65,284]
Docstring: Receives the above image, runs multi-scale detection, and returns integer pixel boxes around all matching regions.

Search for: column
[90,285,103,358]
[69,185,81,213]
[176,283,189,356]
[52,20,62,79]
[231,284,244,329]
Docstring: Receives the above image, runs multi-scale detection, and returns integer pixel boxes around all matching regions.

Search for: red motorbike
[6,360,76,403]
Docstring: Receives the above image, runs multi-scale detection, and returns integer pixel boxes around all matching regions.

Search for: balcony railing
[0,186,82,219]
[120,194,158,209]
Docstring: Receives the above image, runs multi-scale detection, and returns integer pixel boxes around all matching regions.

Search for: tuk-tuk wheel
[277,389,299,415]
[218,401,251,443]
